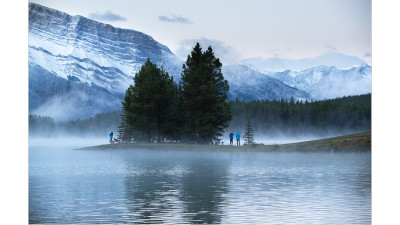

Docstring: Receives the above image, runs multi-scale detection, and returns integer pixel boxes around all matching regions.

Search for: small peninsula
[78,132,371,152]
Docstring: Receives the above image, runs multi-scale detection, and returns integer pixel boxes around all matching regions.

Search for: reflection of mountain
[123,151,229,224]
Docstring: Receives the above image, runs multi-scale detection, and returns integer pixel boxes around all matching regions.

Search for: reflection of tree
[179,159,229,224]
[124,163,180,224]
[123,153,230,224]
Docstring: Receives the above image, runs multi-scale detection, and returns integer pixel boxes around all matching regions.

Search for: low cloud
[364,52,372,57]
[325,44,337,51]
[175,37,240,65]
[89,11,127,22]
[240,52,367,72]
[158,15,192,24]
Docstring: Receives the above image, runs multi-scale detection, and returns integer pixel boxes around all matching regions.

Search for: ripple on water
[29,147,371,224]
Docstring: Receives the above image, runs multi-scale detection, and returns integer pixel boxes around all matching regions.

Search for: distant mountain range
[222,65,310,101]
[241,53,368,72]
[28,3,371,121]
[268,64,371,100]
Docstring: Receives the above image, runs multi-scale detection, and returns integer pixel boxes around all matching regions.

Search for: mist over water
[29,140,371,224]
[29,136,108,148]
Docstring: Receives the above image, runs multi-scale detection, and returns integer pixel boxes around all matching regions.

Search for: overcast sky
[29,0,371,65]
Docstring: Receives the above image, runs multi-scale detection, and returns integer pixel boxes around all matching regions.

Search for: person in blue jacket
[109,131,113,141]
[229,132,234,145]
[236,131,240,146]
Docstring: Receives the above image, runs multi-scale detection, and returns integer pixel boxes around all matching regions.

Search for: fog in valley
[29,116,369,147]
[29,93,370,147]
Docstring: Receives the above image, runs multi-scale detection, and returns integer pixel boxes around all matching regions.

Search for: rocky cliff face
[29,3,183,121]
[29,64,124,120]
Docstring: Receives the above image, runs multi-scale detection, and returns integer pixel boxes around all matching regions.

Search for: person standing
[229,132,234,146]
[236,131,240,146]
[109,131,113,142]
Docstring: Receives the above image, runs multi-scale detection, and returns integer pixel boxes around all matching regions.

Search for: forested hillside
[29,94,371,138]
[29,111,122,137]
[228,94,371,136]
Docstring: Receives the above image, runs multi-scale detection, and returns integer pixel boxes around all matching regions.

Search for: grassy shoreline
[77,132,371,152]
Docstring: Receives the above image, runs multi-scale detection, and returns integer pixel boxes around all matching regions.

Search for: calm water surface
[29,141,371,224]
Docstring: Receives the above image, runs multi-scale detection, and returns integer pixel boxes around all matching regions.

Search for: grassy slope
[78,132,371,152]
[274,132,371,152]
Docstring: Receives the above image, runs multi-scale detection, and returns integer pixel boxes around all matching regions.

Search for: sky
[29,0,371,66]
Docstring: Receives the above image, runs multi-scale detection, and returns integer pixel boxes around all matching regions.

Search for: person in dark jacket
[229,132,234,145]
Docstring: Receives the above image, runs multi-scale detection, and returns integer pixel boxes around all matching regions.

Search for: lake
[29,140,371,224]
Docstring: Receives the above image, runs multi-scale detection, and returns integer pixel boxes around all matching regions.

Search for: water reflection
[124,165,181,223]
[123,151,229,224]
[178,159,229,224]
[29,146,371,224]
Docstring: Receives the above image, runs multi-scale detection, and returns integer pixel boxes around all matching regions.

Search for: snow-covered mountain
[241,53,368,72]
[28,3,370,121]
[28,3,311,121]
[269,64,371,100]
[29,3,183,120]
[223,65,310,101]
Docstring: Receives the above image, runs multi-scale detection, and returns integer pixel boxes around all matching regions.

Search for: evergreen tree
[227,94,371,136]
[161,79,182,142]
[43,94,370,139]
[180,43,231,144]
[29,114,55,136]
[121,58,178,143]
[243,117,255,145]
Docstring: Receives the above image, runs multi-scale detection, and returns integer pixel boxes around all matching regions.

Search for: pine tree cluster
[229,94,371,136]
[29,114,55,137]
[28,94,371,139]
[120,43,231,144]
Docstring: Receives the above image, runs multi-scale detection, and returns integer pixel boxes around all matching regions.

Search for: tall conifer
[180,43,231,143]
[121,58,178,142]
[244,117,255,145]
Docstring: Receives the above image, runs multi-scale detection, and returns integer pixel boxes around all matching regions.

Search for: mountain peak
[28,3,371,121]
[29,3,173,55]
[270,64,371,100]
[29,3,183,121]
